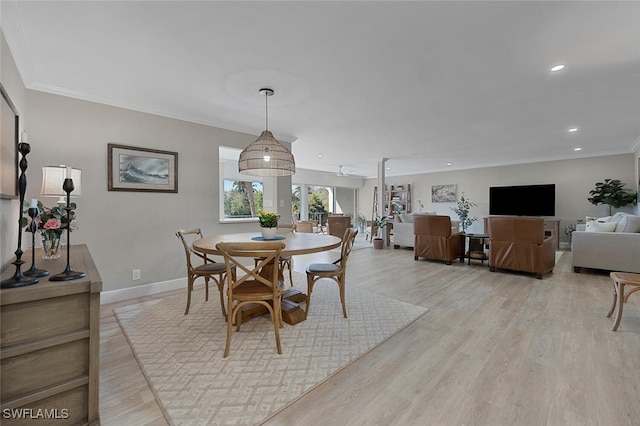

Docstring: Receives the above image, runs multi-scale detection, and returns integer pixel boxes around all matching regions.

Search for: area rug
[114,277,428,425]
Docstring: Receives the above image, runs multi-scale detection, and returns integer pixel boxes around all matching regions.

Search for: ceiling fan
[312,164,362,178]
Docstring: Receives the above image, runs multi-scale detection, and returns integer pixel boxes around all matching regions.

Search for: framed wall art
[431,184,457,203]
[108,143,178,193]
[1,84,19,199]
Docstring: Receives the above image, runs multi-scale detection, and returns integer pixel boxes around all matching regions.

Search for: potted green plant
[450,192,478,232]
[258,211,280,240]
[372,215,388,249]
[587,178,637,215]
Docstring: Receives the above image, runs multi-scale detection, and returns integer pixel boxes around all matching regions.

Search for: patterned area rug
[114,277,428,425]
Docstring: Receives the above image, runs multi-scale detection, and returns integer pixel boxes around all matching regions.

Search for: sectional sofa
[572,212,640,273]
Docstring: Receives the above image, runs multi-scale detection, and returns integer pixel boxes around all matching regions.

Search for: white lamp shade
[41,166,82,197]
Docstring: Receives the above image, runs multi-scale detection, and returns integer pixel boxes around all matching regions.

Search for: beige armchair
[487,216,555,279]
[413,215,464,265]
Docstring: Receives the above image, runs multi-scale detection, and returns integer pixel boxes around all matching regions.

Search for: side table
[463,233,489,265]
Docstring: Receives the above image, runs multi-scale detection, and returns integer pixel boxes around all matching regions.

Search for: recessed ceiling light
[574,147,582,151]
[551,64,565,72]
[317,154,323,158]
[386,167,390,170]
[446,162,452,166]
[568,127,578,132]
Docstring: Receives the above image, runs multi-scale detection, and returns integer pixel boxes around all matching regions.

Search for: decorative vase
[261,227,278,240]
[41,231,62,260]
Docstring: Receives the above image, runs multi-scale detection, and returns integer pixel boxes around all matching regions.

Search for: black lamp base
[24,267,50,278]
[1,275,40,288]
[49,270,86,281]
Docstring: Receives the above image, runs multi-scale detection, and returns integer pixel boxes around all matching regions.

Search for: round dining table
[192,231,342,326]
[192,231,342,257]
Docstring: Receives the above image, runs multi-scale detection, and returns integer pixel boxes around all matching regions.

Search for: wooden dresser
[1,244,101,425]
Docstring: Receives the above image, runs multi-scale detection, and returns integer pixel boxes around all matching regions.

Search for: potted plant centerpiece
[258,211,280,240]
[372,215,388,249]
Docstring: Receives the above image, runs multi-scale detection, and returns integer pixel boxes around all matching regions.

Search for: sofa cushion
[399,213,414,223]
[585,221,617,232]
[613,214,640,233]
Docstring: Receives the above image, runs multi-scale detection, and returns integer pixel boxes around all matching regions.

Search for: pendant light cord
[264,91,269,131]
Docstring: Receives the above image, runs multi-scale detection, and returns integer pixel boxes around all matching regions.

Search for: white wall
[360,154,637,244]
[0,31,27,269]
[14,90,268,291]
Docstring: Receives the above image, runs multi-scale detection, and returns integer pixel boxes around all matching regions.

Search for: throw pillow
[609,212,625,224]
[585,221,617,232]
[400,213,414,223]
[614,214,640,233]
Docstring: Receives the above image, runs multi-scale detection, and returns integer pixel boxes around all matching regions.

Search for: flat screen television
[489,184,555,216]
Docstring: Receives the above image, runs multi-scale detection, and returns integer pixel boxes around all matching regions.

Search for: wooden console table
[1,244,102,425]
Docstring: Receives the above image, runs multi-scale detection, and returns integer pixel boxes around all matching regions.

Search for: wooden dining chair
[607,272,640,331]
[295,220,315,233]
[176,228,233,317]
[305,228,358,318]
[216,241,286,358]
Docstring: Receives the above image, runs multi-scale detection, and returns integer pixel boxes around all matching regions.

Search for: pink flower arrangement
[23,201,78,240]
[43,217,62,230]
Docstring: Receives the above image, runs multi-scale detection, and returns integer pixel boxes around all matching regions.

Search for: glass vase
[41,231,62,260]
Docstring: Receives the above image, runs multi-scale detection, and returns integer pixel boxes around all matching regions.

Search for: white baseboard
[101,278,188,304]
[559,242,570,250]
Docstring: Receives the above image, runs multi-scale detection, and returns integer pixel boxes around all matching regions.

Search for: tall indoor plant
[450,192,478,232]
[587,178,637,215]
[372,215,388,249]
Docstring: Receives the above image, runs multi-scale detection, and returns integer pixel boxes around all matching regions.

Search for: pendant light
[238,88,295,176]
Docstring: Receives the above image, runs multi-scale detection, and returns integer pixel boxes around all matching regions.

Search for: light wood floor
[99,241,640,425]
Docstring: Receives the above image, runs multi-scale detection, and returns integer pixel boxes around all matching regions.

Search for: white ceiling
[2,1,639,178]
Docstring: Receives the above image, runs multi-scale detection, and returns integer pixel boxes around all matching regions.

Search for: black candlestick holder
[23,207,49,278]
[1,142,39,288]
[50,177,86,282]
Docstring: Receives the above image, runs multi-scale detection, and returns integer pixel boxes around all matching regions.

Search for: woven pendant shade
[238,130,295,176]
[238,88,295,176]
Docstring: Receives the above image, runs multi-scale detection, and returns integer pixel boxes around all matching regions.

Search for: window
[223,179,263,220]
[220,146,264,223]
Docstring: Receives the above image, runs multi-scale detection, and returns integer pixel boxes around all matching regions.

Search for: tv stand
[484,217,559,250]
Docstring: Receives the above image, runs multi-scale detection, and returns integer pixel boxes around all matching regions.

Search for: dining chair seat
[233,280,284,299]
[307,263,340,273]
[194,262,227,274]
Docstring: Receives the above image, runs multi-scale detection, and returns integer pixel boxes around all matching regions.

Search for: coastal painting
[108,144,178,192]
[431,184,457,203]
